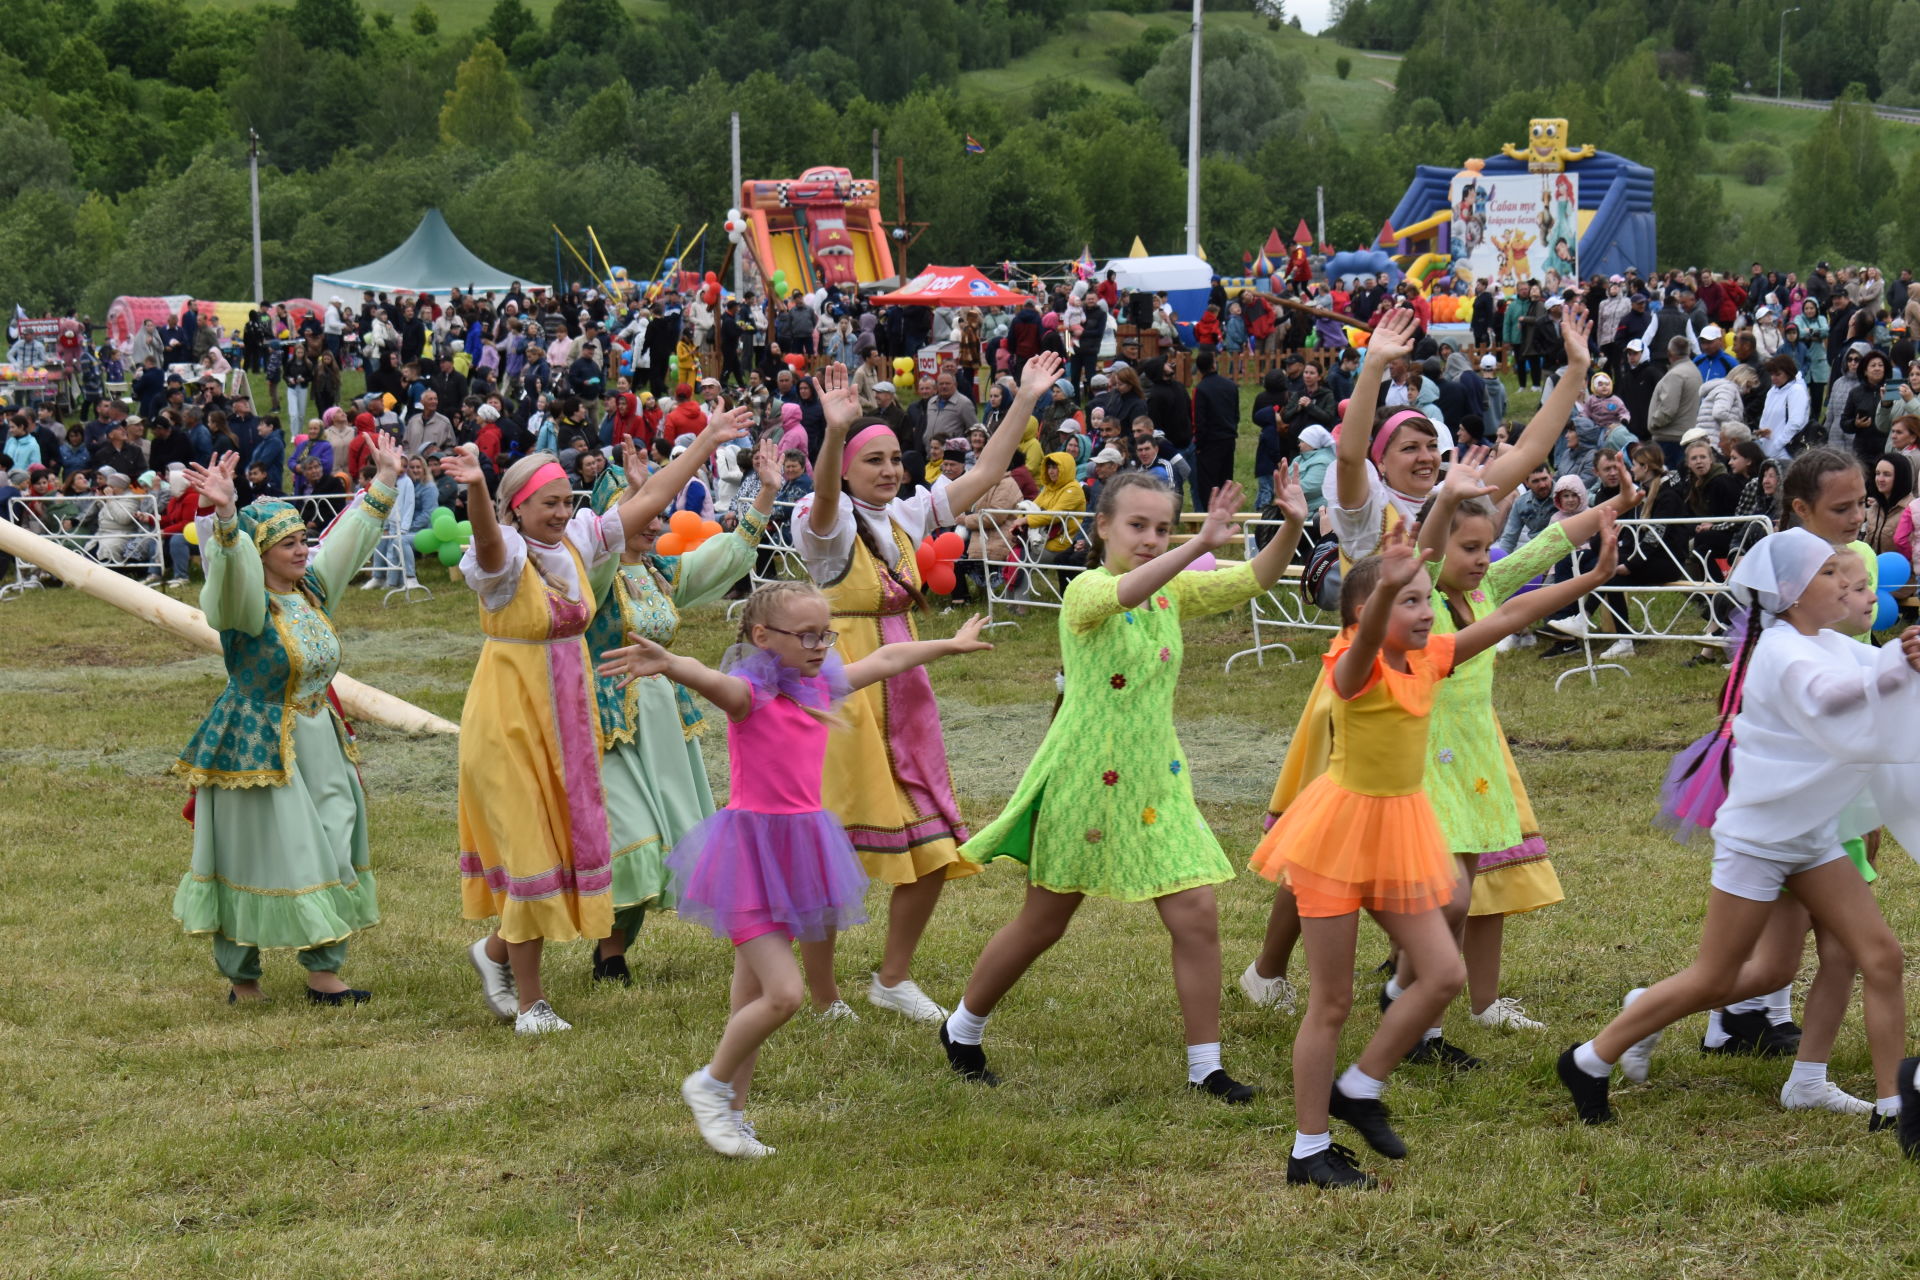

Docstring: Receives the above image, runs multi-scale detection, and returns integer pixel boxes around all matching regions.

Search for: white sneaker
[733,1113,776,1157]
[681,1071,747,1156]
[167,577,188,588]
[401,577,421,590]
[1546,614,1589,639]
[1495,632,1537,653]
[513,999,571,1035]
[1618,987,1663,1083]
[1469,996,1546,1031]
[467,936,517,1021]
[141,572,162,585]
[1599,639,1636,659]
[1780,1077,1873,1115]
[1238,961,1297,1013]
[866,974,947,1023]
[815,999,860,1022]
[360,578,381,590]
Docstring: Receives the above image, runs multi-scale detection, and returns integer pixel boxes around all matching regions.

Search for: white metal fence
[5,492,165,597]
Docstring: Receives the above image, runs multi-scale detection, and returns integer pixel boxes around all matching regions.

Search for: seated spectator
[1496,465,1556,553]
[86,469,160,582]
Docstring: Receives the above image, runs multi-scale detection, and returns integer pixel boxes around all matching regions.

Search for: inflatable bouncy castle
[734,166,899,296]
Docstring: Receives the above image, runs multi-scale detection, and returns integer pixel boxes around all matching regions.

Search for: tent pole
[553,230,564,294]
[551,225,600,284]
[646,225,680,298]
[586,225,616,286]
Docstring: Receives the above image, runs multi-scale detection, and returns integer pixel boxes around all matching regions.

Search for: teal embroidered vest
[587,553,706,745]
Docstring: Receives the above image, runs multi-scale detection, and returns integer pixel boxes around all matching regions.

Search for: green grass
[6,418,1917,1276]
[957,9,1393,139]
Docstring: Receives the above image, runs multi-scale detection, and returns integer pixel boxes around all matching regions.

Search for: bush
[1705,61,1736,111]
[1335,55,1351,79]
[1110,26,1175,83]
[1328,210,1376,249]
[1731,139,1781,185]
[1705,112,1733,142]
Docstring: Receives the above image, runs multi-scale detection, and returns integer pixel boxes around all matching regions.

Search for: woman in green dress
[170,440,404,1005]
[585,437,783,982]
[938,466,1306,1100]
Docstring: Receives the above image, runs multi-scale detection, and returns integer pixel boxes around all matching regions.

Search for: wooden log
[0,518,459,735]
[1271,294,1374,332]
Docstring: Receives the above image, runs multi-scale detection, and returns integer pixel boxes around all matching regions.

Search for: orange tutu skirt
[1248,775,1458,918]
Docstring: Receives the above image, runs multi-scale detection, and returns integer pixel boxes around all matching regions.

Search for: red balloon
[915,540,938,578]
[933,531,965,562]
[705,271,718,284]
[927,563,957,596]
[702,283,721,307]
[783,353,807,370]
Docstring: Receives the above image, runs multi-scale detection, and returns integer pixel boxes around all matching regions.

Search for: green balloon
[455,520,473,541]
[412,528,442,554]
[431,507,456,536]
[437,541,463,567]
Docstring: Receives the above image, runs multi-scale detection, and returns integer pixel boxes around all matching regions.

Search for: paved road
[1689,87,1920,125]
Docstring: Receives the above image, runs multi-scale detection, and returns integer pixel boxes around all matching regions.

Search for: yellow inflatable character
[1501,118,1596,172]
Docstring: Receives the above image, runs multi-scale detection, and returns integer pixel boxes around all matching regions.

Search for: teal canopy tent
[308,209,521,300]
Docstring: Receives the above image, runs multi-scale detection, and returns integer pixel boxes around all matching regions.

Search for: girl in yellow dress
[789,353,1063,1022]
[1248,523,1618,1189]
[450,412,749,1034]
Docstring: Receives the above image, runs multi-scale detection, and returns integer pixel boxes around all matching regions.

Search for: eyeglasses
[761,625,839,650]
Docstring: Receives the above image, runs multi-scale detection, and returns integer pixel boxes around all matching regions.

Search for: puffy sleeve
[1329,465,1388,559]
[792,491,855,583]
[1167,559,1263,620]
[461,523,529,613]
[1486,521,1570,603]
[197,513,265,635]
[564,504,625,573]
[1773,639,1920,764]
[1062,568,1125,635]
[311,481,397,601]
[672,507,766,608]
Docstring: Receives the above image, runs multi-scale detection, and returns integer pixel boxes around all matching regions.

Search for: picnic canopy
[869,266,1029,307]
[309,209,519,301]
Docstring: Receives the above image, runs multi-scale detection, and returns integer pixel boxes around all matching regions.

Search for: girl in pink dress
[596,581,993,1159]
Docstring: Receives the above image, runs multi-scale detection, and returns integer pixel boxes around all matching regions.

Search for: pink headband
[1369,409,1433,469]
[842,423,899,470]
[508,462,569,510]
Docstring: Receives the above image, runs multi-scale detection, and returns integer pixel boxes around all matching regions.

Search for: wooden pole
[1271,293,1374,332]
[0,520,458,735]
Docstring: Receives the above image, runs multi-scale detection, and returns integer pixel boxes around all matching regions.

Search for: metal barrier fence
[5,491,166,597]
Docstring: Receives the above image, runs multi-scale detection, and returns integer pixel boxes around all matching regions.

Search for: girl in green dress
[939,467,1307,1099]
[171,440,404,1005]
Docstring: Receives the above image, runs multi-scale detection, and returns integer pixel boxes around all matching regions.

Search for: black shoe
[1328,1085,1407,1158]
[1870,1108,1900,1135]
[1557,1045,1613,1124]
[1754,1018,1801,1058]
[1702,1008,1767,1056]
[1404,1036,1482,1070]
[1287,1141,1377,1189]
[1539,640,1582,659]
[1372,956,1396,976]
[305,987,371,1006]
[1897,1057,1920,1158]
[592,953,632,986]
[1189,1068,1257,1104]
[939,1022,999,1085]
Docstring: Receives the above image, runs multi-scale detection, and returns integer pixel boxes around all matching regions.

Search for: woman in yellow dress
[450,411,749,1034]
[789,352,1063,1022]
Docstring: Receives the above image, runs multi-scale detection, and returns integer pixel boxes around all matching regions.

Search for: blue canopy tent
[309,209,521,301]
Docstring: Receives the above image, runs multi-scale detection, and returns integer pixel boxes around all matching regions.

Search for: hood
[1040,451,1080,493]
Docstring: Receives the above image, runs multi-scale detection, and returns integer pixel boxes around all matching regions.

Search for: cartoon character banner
[1448,170,1577,289]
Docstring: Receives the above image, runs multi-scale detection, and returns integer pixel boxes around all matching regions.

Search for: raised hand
[1270,459,1308,525]
[1561,304,1594,367]
[184,454,238,514]
[1193,480,1245,552]
[1439,450,1498,502]
[442,443,487,487]
[622,439,647,494]
[698,406,754,449]
[1018,351,1065,396]
[369,435,405,486]
[946,614,995,653]
[814,363,862,434]
[1375,522,1433,594]
[752,435,782,487]
[1367,309,1420,363]
[595,633,672,688]
[1900,625,1920,672]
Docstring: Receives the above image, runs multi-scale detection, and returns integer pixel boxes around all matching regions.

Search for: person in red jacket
[347,413,380,480]
[1193,305,1223,353]
[474,405,502,462]
[160,467,202,586]
[608,391,649,452]
[660,382,708,444]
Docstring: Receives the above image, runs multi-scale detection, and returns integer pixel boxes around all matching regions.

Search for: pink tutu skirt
[1654,727,1733,844]
[666,808,869,944]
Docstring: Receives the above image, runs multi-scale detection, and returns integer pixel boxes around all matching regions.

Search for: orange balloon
[699,519,723,539]
[669,510,702,537]
[656,531,687,556]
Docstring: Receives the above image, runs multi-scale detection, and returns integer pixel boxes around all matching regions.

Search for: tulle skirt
[1654,729,1734,844]
[1249,775,1458,918]
[666,808,869,944]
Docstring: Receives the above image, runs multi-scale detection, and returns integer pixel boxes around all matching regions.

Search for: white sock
[1291,1130,1332,1159]
[1877,1095,1903,1117]
[1186,1041,1223,1084]
[1765,983,1794,1026]
[1725,995,1768,1015]
[1787,1060,1827,1088]
[1384,976,1406,1001]
[1573,1040,1614,1079]
[1337,1064,1385,1100]
[1423,1026,1444,1043]
[1702,1009,1731,1048]
[944,1000,988,1046]
[695,1066,735,1099]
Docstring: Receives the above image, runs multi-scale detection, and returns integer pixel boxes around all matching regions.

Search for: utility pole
[1185,0,1203,257]
[729,111,743,297]
[1316,186,1325,258]
[872,128,881,189]
[1777,7,1800,99]
[248,128,264,303]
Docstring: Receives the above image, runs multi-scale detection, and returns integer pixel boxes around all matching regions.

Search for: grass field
[7,425,1920,1277]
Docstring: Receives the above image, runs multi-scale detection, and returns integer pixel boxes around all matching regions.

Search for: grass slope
[4,424,1919,1276]
[189,0,667,34]
[958,9,1394,139]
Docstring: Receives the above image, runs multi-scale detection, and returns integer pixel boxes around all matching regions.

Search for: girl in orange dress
[1248,522,1619,1190]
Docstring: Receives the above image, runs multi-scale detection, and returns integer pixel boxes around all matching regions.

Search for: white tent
[1099,253,1212,323]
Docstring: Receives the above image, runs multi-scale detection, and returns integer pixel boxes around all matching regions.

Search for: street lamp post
[1778,6,1800,100]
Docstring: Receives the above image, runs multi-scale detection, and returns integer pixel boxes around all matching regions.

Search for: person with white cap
[1477,353,1508,427]
[1693,324,1737,380]
[1558,528,1920,1145]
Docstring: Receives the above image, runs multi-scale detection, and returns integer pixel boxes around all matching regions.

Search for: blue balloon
[1487,546,1507,563]
[1874,590,1899,633]
[1878,550,1912,591]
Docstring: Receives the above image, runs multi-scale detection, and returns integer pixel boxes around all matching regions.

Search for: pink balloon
[1189,552,1218,572]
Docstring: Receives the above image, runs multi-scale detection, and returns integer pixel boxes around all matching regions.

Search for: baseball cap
[1608,274,1625,284]
[1699,324,1724,341]
[1478,354,1496,370]
[1094,447,1123,466]
[1545,297,1564,310]
[1680,426,1713,448]
[1630,292,1649,304]
[873,381,896,394]
[1625,337,1646,353]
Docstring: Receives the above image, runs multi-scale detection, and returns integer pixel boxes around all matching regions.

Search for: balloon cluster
[700,270,721,308]
[1874,551,1911,631]
[414,507,474,567]
[657,509,724,557]
[916,531,965,595]
[892,356,916,379]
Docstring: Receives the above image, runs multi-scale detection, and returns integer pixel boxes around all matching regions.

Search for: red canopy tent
[869,266,1030,307]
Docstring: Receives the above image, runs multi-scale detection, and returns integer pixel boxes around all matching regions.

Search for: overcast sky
[1291,0,1335,33]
